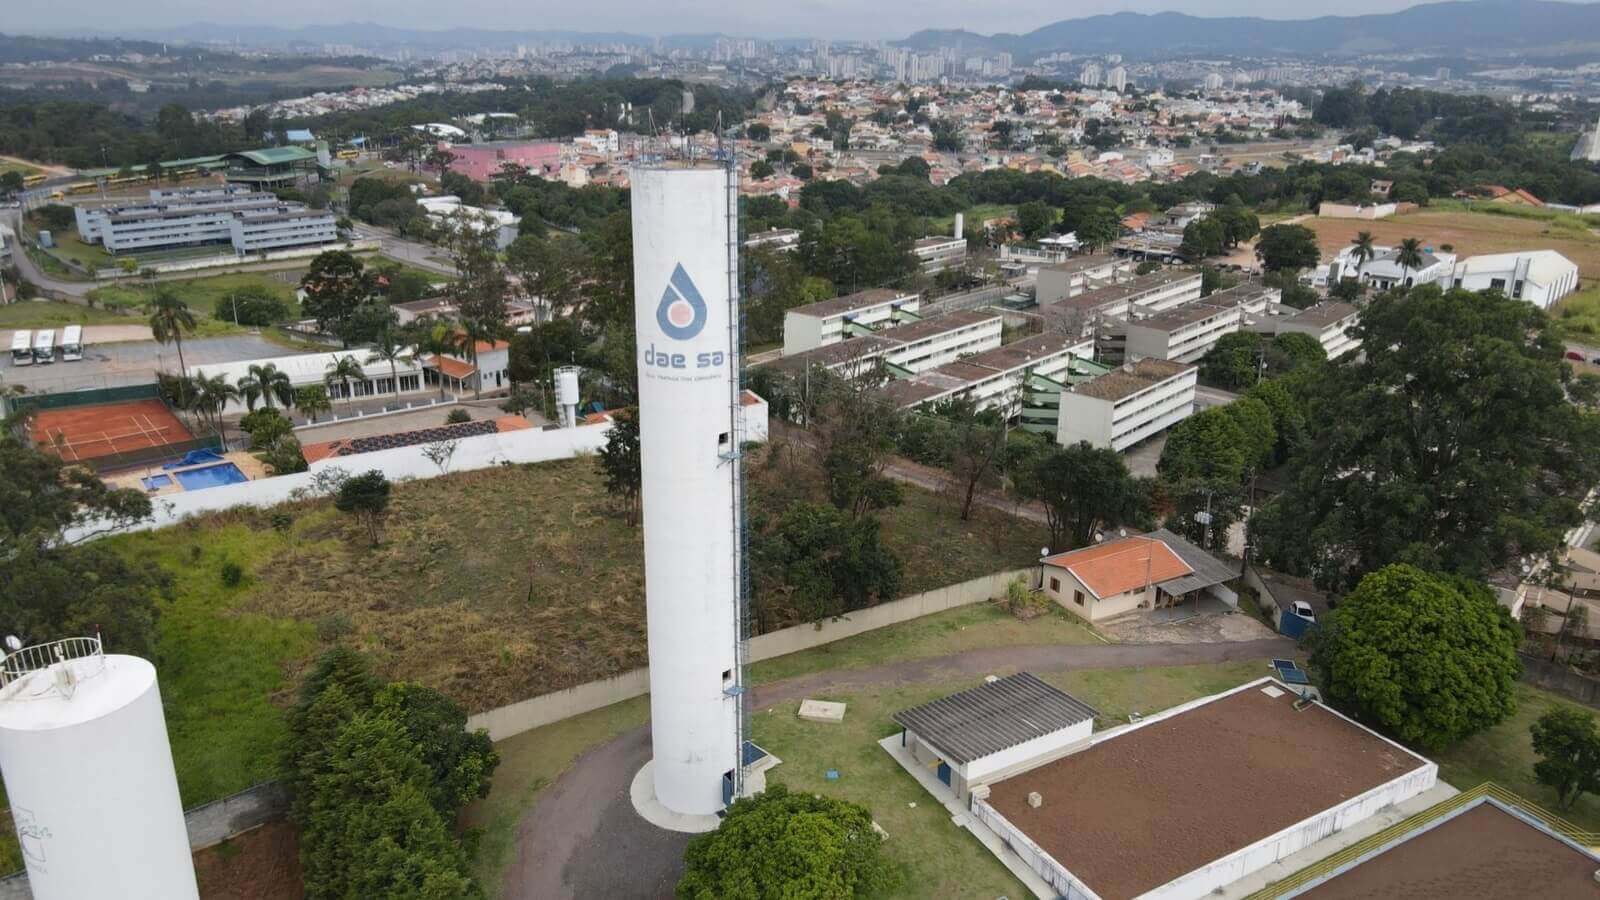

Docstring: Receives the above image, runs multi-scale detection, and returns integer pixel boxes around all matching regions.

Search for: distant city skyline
[7,0,1539,43]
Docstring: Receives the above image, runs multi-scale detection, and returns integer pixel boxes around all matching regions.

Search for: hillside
[899,0,1600,59]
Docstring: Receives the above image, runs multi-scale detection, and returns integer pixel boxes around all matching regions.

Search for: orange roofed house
[1041,528,1239,622]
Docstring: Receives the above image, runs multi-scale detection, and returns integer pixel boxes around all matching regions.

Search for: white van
[32,329,55,364]
[60,325,84,362]
[10,330,31,366]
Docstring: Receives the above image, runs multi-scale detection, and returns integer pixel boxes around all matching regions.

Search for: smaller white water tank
[555,366,581,408]
[0,639,198,900]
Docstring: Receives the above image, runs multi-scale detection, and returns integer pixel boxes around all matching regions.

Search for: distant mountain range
[899,0,1600,59]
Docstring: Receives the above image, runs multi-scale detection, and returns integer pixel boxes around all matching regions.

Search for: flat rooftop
[1128,301,1236,330]
[1297,800,1600,900]
[1042,254,1121,276]
[1283,301,1358,328]
[985,682,1428,899]
[787,288,916,319]
[1068,357,1193,402]
[1047,268,1202,314]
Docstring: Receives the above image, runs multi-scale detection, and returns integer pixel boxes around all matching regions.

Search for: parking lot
[2,334,312,394]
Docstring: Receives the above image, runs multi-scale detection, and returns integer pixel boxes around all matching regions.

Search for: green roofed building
[222,146,321,190]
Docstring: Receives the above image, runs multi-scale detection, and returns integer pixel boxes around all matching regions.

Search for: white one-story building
[188,348,430,415]
[892,673,1098,802]
[1448,249,1580,310]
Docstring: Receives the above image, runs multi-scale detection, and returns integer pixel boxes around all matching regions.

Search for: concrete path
[501,636,1293,899]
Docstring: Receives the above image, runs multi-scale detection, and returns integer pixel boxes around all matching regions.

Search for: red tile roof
[428,355,477,379]
[1043,536,1192,599]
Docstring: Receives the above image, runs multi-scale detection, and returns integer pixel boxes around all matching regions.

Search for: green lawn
[86,271,305,337]
[1432,684,1600,830]
[0,160,44,178]
[107,523,317,807]
[0,300,134,329]
[45,228,117,270]
[1551,281,1600,341]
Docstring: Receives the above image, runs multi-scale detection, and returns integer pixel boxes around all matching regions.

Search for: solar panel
[1272,659,1311,685]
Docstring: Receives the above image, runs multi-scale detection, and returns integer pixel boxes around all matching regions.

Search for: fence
[8,381,160,414]
[466,568,1030,741]
[1518,653,1600,708]
[63,420,614,542]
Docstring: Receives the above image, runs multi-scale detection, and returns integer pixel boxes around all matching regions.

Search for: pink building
[444,141,562,182]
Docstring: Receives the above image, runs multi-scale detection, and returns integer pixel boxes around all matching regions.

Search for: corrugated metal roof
[892,673,1097,764]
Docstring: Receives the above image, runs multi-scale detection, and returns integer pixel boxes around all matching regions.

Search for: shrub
[315,613,353,642]
[445,407,472,424]
[220,561,244,587]
[212,286,291,327]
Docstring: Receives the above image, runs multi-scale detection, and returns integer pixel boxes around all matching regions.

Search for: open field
[932,203,1015,231]
[1432,684,1600,831]
[103,455,1040,812]
[1303,206,1600,275]
[0,300,133,329]
[1551,282,1600,340]
[0,160,44,178]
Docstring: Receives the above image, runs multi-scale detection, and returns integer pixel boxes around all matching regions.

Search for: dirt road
[502,636,1293,899]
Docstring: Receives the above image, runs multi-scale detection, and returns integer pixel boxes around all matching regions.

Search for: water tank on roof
[0,638,198,900]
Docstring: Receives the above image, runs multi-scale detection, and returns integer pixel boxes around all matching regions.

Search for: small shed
[893,673,1096,801]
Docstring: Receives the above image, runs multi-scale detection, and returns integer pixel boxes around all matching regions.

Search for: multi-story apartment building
[1056,358,1198,451]
[74,186,338,255]
[881,333,1098,413]
[912,236,968,274]
[1035,255,1135,304]
[1121,282,1281,363]
[229,209,341,254]
[771,310,1002,379]
[1041,270,1205,336]
[782,288,921,355]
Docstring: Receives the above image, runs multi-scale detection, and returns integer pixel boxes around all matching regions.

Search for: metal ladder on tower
[719,159,753,801]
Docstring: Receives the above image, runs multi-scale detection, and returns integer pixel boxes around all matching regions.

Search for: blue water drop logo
[656,263,708,341]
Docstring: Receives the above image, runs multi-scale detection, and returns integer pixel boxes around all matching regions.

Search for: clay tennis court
[28,399,194,465]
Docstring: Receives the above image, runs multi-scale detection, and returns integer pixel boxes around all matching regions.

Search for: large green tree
[1255,286,1600,588]
[300,251,376,345]
[1020,441,1148,551]
[678,784,900,900]
[1254,223,1321,272]
[597,410,641,526]
[1311,564,1521,751]
[752,502,902,627]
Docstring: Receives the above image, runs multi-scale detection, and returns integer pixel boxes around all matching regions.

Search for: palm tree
[365,327,415,399]
[1349,230,1376,282]
[147,287,197,377]
[192,371,240,449]
[324,354,366,414]
[1395,237,1425,291]
[236,363,293,411]
[412,321,458,400]
[455,320,497,400]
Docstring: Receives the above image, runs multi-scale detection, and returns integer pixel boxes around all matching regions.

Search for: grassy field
[1432,684,1600,830]
[1304,205,1600,274]
[0,300,135,329]
[105,455,1038,813]
[932,203,1016,231]
[1551,281,1600,340]
[85,271,303,337]
[0,160,44,178]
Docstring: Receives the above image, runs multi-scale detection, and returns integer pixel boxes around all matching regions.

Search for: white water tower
[0,637,198,900]
[630,160,745,818]
[555,365,581,429]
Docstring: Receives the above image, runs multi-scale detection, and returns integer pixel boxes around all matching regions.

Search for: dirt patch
[1098,609,1278,644]
[193,821,302,900]
[1303,209,1600,275]
[985,686,1427,899]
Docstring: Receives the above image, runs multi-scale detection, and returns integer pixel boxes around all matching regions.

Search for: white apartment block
[1057,358,1198,451]
[74,185,337,255]
[1251,301,1361,359]
[1042,270,1205,336]
[1123,303,1243,364]
[782,288,921,355]
[912,236,967,273]
[1449,250,1580,310]
[882,333,1097,413]
[1035,255,1135,304]
[771,310,1002,379]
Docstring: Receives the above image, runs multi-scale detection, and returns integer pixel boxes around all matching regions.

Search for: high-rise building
[1080,62,1102,87]
[1203,72,1225,91]
[1107,66,1127,91]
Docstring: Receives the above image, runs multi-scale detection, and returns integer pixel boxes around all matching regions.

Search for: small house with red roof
[1040,528,1238,622]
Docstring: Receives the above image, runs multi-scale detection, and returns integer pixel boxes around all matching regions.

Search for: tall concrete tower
[630,160,747,818]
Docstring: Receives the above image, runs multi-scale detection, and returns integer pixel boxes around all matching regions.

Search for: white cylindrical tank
[630,161,741,816]
[555,365,581,428]
[0,646,198,900]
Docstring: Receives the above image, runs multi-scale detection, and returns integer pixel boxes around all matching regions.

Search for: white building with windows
[187,348,429,414]
[1121,282,1279,363]
[1251,301,1361,359]
[1035,255,1135,304]
[772,310,1002,379]
[912,236,968,274]
[881,332,1098,413]
[1449,250,1580,309]
[74,186,338,255]
[782,288,921,355]
[1056,358,1197,451]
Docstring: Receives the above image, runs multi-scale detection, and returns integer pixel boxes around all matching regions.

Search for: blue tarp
[1279,612,1316,640]
[285,129,315,143]
[163,449,225,469]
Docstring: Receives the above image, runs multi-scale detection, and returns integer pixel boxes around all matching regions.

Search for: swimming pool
[141,473,173,491]
[173,462,249,491]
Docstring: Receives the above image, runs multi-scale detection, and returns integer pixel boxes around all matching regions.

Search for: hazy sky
[12,0,1459,41]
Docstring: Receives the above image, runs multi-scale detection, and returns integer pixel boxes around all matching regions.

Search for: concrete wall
[91,238,380,279]
[0,781,289,899]
[1316,202,1397,220]
[1519,653,1600,709]
[65,421,613,542]
[466,568,1031,741]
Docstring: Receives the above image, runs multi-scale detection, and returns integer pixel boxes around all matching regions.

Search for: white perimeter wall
[63,422,613,542]
[969,677,1438,900]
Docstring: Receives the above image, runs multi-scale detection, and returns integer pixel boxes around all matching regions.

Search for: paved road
[1194,384,1241,410]
[358,224,458,276]
[503,636,1293,899]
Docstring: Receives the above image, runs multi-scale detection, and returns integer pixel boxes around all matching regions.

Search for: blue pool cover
[163,449,226,469]
[174,462,249,491]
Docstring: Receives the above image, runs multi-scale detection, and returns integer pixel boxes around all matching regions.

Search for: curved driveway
[502,636,1293,899]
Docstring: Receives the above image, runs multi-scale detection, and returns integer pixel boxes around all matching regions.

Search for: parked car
[1289,600,1317,623]
[1566,350,1586,362]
